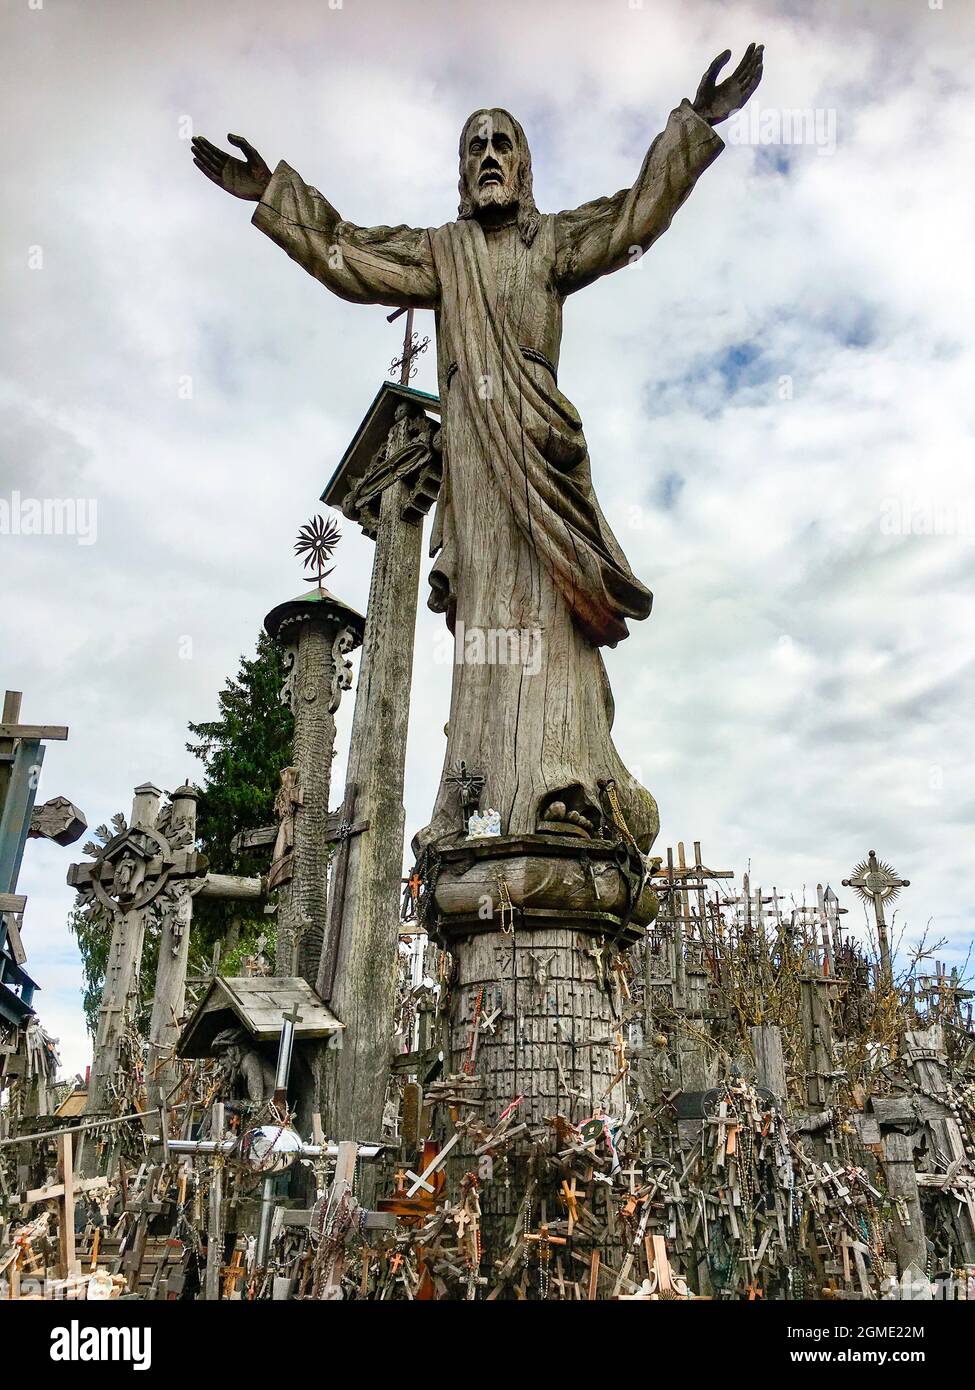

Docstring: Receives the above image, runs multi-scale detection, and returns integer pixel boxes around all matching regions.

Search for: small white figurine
[467,808,502,839]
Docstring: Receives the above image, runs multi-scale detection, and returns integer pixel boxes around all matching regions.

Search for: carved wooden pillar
[432,835,657,1266]
[264,591,364,985]
[146,782,200,1110]
[69,783,267,1144]
[317,388,441,1146]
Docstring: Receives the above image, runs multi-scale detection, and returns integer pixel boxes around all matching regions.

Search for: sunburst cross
[295,514,342,590]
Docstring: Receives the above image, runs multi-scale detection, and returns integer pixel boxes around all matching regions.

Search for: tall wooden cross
[0,689,86,1032]
[5,1130,106,1282]
[67,782,266,1117]
[654,840,734,1012]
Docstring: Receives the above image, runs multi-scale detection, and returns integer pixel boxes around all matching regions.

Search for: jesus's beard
[471,182,519,222]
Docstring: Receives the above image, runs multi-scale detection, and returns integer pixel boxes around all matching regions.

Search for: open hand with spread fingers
[191,133,273,201]
[693,43,764,126]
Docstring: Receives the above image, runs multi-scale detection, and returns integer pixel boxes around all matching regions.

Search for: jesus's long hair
[457,108,541,247]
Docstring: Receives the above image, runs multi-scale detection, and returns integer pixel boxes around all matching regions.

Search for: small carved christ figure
[528,950,556,996]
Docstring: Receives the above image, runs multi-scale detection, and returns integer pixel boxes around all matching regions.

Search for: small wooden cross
[619,1160,641,1195]
[498,1092,525,1123]
[444,759,485,823]
[611,952,632,1000]
[478,1005,502,1035]
[10,1132,90,1280]
[602,1030,629,1105]
[222,1248,246,1298]
[523,1223,567,1248]
[561,1177,580,1235]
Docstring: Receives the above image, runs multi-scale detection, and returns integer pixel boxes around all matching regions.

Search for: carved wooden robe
[253,101,723,850]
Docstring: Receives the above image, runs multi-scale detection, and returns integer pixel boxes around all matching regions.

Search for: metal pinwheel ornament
[295,514,342,588]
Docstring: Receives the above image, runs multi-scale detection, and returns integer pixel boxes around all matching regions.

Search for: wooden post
[319,395,441,1145]
[882,1129,927,1277]
[0,692,50,895]
[0,691,23,813]
[799,975,832,1112]
[0,700,50,1032]
[80,784,162,1113]
[56,1130,78,1280]
[316,1140,359,1298]
[446,923,627,1260]
[750,1025,787,1109]
[88,902,149,1114]
[86,795,164,1116]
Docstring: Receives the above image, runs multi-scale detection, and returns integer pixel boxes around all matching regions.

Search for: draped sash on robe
[428,217,652,649]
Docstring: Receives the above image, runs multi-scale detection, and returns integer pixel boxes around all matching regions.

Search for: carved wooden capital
[343,403,442,538]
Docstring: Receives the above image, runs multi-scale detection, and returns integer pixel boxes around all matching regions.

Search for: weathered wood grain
[319,457,426,1145]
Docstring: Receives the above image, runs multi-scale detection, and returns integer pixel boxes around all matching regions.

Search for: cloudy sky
[2,0,973,1076]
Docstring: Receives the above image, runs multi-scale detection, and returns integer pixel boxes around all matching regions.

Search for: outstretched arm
[555,44,764,296]
[191,133,438,310]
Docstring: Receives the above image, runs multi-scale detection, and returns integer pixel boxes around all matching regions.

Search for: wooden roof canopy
[176,976,344,1058]
[320,381,440,510]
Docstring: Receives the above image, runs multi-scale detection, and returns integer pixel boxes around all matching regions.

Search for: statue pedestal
[429,834,656,1284]
[431,833,656,948]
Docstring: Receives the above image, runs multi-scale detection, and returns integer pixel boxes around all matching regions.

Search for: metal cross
[444,759,485,823]
[387,306,430,384]
[843,850,909,992]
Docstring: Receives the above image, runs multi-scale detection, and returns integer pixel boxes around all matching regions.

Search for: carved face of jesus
[462,111,520,217]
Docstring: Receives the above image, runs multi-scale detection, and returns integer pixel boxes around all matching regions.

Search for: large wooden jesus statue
[193,46,763,855]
